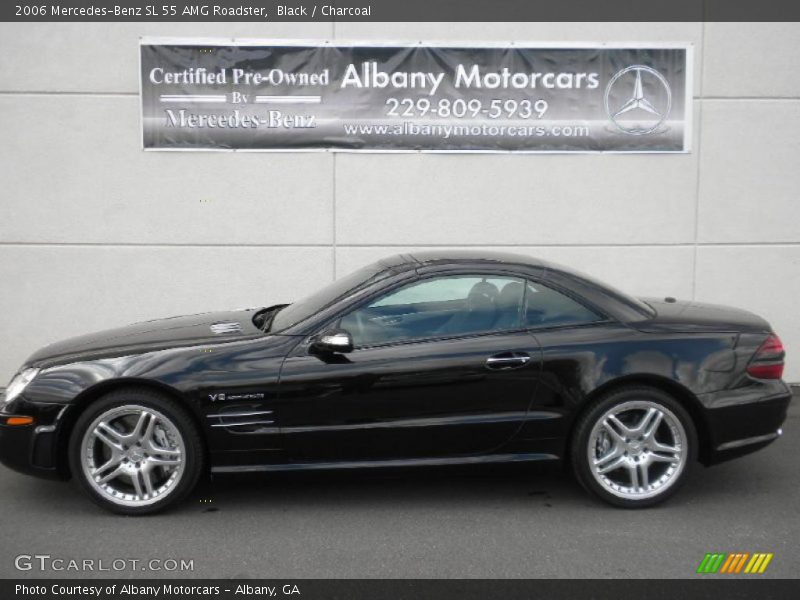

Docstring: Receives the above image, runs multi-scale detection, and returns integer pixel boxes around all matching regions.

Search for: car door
[277,273,542,462]
[511,277,613,446]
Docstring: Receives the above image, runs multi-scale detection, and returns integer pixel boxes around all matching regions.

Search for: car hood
[25,309,267,368]
[635,298,771,334]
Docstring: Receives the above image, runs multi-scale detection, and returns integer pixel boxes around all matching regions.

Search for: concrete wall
[0,22,799,382]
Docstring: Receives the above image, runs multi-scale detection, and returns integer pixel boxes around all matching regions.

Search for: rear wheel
[571,386,696,508]
[68,389,203,515]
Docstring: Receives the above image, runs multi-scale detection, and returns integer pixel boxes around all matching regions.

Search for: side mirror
[311,329,354,354]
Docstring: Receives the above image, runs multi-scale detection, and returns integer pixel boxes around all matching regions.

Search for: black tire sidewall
[571,386,697,508]
[68,389,204,515]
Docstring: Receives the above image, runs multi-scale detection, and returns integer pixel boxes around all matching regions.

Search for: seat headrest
[468,280,499,301]
[467,281,498,312]
[497,281,524,309]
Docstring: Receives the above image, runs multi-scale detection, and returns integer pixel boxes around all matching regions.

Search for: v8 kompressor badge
[208,392,266,402]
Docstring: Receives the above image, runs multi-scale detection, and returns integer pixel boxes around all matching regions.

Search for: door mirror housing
[311,329,354,354]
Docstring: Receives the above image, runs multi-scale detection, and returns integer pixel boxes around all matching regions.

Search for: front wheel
[571,386,697,508]
[68,389,204,515]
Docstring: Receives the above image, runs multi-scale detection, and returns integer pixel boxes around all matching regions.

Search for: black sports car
[0,251,790,514]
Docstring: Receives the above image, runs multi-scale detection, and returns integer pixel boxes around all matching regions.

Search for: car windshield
[268,261,394,332]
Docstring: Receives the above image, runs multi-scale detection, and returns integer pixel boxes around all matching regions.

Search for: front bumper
[0,397,70,480]
[701,381,792,465]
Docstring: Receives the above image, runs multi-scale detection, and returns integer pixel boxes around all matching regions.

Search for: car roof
[375,251,653,321]
[379,250,550,271]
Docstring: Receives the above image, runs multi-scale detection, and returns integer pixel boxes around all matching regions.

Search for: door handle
[485,352,531,370]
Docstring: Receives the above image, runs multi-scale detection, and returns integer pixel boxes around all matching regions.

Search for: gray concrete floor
[0,390,797,579]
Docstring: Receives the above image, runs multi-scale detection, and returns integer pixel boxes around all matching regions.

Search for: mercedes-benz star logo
[604,65,672,136]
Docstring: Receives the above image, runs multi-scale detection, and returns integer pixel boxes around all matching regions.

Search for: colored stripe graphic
[758,554,774,573]
[698,552,772,574]
[720,554,737,573]
[734,553,750,573]
[744,553,774,574]
[697,553,726,573]
[696,553,713,573]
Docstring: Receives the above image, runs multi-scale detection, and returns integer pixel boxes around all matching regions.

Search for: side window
[340,275,525,346]
[524,281,601,328]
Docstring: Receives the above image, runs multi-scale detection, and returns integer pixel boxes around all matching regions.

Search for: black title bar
[3,0,800,22]
[3,579,800,600]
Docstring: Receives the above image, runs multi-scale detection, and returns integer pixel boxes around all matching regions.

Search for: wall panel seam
[691,21,706,301]
[332,153,337,279]
[1,242,799,249]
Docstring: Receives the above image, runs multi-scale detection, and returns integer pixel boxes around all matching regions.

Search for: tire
[68,388,204,515]
[571,386,697,508]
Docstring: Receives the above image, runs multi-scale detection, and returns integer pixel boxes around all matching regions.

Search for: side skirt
[211,452,558,474]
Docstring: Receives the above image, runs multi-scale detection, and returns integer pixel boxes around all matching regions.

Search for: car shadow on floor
[179,449,785,516]
[190,461,581,511]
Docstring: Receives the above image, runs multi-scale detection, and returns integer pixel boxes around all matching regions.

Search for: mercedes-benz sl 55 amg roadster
[0,252,790,514]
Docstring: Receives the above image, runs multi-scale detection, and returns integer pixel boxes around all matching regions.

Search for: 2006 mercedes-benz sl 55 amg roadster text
[0,252,791,513]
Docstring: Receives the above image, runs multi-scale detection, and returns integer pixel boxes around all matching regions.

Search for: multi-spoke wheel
[69,389,203,515]
[571,386,697,508]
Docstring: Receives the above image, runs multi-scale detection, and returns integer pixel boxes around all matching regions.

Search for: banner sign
[140,40,692,153]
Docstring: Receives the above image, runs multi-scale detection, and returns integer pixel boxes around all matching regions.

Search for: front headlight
[2,367,40,408]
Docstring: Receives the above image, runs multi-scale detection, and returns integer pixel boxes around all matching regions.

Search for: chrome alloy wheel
[587,400,687,500]
[80,404,185,507]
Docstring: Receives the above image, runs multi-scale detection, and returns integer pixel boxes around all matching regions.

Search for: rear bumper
[701,382,792,465]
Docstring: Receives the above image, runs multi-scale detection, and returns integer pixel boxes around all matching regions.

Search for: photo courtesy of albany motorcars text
[0,252,790,514]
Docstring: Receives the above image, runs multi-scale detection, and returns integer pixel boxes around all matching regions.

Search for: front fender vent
[208,409,275,430]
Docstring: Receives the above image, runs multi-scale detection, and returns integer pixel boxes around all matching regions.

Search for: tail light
[746,334,785,380]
